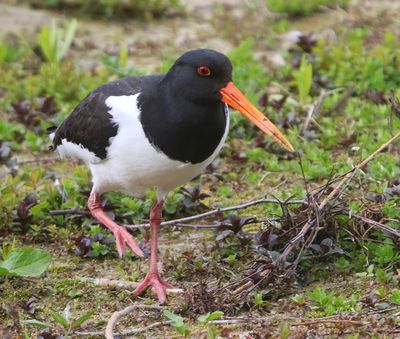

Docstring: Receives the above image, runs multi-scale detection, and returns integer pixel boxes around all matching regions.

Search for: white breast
[90,94,229,199]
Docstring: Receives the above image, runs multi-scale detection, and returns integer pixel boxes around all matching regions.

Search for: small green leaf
[119,42,128,68]
[71,311,94,329]
[293,55,313,103]
[280,321,291,339]
[207,324,218,339]
[30,201,49,218]
[208,311,223,321]
[68,288,83,299]
[0,267,10,275]
[50,311,69,329]
[391,289,400,305]
[0,247,51,277]
[163,309,184,328]
[198,313,210,323]
[23,319,52,328]
[198,311,224,323]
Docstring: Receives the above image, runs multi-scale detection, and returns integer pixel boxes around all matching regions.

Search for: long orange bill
[220,82,294,152]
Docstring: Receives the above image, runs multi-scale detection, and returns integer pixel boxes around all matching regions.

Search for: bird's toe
[115,227,144,258]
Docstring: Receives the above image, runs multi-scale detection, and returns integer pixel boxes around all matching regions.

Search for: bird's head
[164,49,294,152]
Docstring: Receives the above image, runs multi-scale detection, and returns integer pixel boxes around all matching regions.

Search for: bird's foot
[133,271,174,304]
[113,226,144,258]
[88,191,144,258]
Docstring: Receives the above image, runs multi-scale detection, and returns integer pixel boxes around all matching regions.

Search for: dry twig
[78,277,183,294]
[49,208,90,216]
[105,304,165,339]
[125,198,305,229]
[276,130,400,266]
[49,198,305,224]
[302,89,327,132]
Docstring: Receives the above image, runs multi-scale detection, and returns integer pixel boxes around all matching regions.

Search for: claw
[88,191,144,258]
[115,227,144,258]
[133,272,174,304]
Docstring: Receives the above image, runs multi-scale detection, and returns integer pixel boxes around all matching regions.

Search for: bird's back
[50,75,162,163]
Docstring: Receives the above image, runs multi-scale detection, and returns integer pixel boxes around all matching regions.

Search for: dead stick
[125,198,305,229]
[75,321,172,337]
[277,130,400,264]
[292,319,365,326]
[105,304,164,339]
[302,89,328,132]
[78,277,183,294]
[49,198,304,223]
[348,212,400,238]
[17,156,60,165]
[50,208,90,216]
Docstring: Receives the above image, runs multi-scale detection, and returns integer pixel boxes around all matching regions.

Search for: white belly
[89,94,229,198]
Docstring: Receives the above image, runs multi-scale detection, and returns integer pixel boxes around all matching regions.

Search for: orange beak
[220,82,294,152]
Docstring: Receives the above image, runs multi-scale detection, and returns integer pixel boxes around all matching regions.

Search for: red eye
[197,66,211,77]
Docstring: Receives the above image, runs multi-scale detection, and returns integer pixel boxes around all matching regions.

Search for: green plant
[100,43,143,78]
[0,42,21,64]
[266,0,349,17]
[390,289,400,305]
[37,19,78,63]
[198,311,224,339]
[0,245,51,277]
[24,0,181,19]
[280,321,291,339]
[252,292,269,307]
[25,303,94,336]
[307,287,359,316]
[367,243,400,267]
[291,294,306,306]
[164,309,190,337]
[293,55,313,104]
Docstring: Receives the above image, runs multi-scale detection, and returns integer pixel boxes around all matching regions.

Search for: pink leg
[133,200,174,303]
[88,191,144,258]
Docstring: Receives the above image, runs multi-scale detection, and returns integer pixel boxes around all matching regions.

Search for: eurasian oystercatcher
[50,49,294,303]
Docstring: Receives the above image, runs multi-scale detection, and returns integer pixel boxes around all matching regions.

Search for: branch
[302,89,328,132]
[76,320,172,337]
[49,198,305,226]
[78,277,183,294]
[125,198,305,229]
[277,130,400,265]
[105,304,165,339]
[347,212,400,239]
[49,208,90,216]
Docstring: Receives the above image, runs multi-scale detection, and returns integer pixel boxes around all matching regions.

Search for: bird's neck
[139,84,227,164]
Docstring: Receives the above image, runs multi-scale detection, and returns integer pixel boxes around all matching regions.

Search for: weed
[293,55,313,104]
[163,309,190,337]
[266,0,349,17]
[24,303,93,336]
[279,322,291,339]
[0,245,51,278]
[37,19,78,64]
[24,0,181,19]
[198,311,224,339]
[307,287,359,316]
[390,289,400,305]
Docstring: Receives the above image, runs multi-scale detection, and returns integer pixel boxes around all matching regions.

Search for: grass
[266,0,349,18]
[1,3,400,338]
[15,0,182,19]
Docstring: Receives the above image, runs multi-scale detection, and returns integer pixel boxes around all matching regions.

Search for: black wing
[52,75,162,160]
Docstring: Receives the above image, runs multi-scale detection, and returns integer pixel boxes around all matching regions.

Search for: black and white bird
[50,49,294,303]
